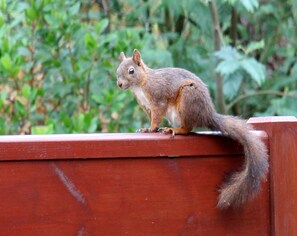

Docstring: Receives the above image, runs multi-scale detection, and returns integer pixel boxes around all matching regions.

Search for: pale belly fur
[165,105,181,127]
[132,87,181,128]
[132,87,150,109]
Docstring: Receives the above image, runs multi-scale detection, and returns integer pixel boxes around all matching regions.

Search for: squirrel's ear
[133,49,141,66]
[119,52,126,61]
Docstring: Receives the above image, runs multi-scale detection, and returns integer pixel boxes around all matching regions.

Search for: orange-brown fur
[116,49,269,209]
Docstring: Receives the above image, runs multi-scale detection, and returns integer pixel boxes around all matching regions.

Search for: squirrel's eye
[128,67,134,75]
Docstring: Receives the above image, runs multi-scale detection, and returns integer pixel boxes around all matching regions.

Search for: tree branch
[230,7,237,46]
[209,0,226,114]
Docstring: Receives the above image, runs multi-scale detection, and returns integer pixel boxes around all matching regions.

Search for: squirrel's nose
[117,81,123,88]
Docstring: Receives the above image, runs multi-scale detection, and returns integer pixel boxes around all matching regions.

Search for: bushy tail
[210,114,269,209]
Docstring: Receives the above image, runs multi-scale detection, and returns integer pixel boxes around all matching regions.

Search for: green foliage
[224,0,259,12]
[0,0,296,134]
[0,0,150,134]
[215,45,266,99]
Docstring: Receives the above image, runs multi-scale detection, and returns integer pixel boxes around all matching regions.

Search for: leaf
[44,15,59,27]
[241,0,259,12]
[215,46,241,61]
[198,0,211,5]
[0,90,7,110]
[257,95,297,117]
[15,100,26,117]
[68,2,80,15]
[0,14,4,27]
[22,84,31,98]
[31,124,54,134]
[88,117,99,133]
[142,49,174,67]
[223,0,237,5]
[223,71,244,99]
[1,38,9,53]
[1,90,7,101]
[25,6,37,20]
[0,0,7,11]
[92,94,104,104]
[240,58,266,85]
[270,97,297,116]
[18,47,32,57]
[15,2,29,12]
[216,59,240,76]
[246,40,265,54]
[97,19,109,35]
[1,54,13,71]
[72,113,85,132]
[98,33,119,47]
[84,33,97,49]
[0,117,6,134]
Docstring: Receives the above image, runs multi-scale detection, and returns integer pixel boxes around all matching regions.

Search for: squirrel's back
[146,67,209,102]
[149,67,204,85]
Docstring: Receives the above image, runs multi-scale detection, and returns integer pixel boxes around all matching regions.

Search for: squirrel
[116,49,269,209]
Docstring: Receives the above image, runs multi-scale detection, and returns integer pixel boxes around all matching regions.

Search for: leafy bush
[0,0,147,134]
[0,0,296,134]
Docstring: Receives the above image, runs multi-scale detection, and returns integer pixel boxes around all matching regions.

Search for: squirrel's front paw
[136,128,158,133]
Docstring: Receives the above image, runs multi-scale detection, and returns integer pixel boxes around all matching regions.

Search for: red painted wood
[0,132,266,161]
[0,129,272,235]
[248,116,297,236]
[0,158,270,235]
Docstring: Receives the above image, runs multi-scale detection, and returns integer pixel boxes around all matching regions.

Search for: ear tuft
[119,52,126,61]
[132,49,142,66]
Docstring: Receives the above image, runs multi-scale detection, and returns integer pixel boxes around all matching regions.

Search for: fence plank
[249,116,297,236]
[0,129,272,235]
[0,157,270,235]
[0,132,265,161]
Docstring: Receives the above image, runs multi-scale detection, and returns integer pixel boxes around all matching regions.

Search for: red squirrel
[116,49,268,209]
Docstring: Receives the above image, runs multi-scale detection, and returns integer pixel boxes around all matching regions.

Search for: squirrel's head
[116,49,146,90]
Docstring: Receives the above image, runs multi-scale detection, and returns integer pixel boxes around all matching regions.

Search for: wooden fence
[0,116,296,235]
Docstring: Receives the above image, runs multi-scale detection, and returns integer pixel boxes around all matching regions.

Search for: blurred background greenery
[0,0,296,134]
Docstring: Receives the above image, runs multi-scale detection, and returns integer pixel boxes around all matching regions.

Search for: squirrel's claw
[158,127,175,137]
[136,128,158,133]
[136,128,150,133]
